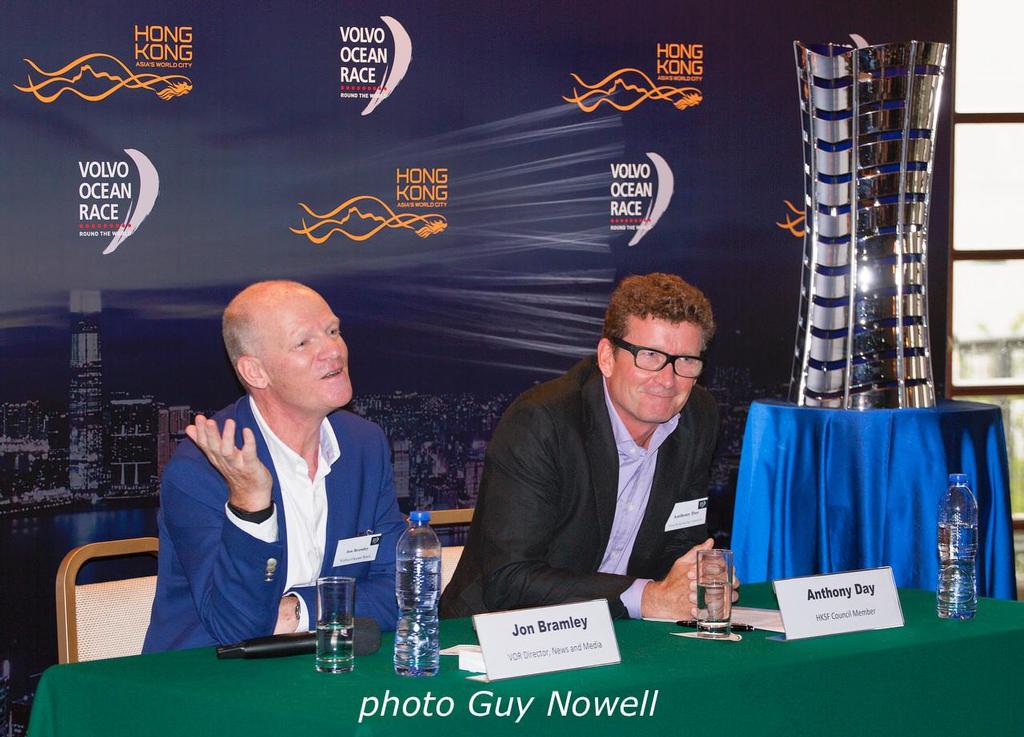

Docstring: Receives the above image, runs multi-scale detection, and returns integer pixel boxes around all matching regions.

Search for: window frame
[948,1,1024,527]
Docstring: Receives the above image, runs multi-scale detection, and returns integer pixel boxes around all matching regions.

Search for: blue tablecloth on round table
[732,399,1017,599]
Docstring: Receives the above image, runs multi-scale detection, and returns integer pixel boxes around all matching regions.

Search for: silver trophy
[789,40,948,409]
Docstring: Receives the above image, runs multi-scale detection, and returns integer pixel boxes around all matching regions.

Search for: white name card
[773,567,904,640]
[472,599,620,681]
[664,497,708,531]
[332,534,382,566]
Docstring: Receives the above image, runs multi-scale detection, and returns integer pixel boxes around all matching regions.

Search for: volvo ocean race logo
[78,149,159,255]
[339,16,412,116]
[610,153,673,246]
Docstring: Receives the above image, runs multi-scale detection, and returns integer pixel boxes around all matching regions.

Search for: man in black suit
[441,273,727,620]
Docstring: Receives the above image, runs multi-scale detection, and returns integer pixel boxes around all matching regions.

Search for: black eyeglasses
[610,337,704,378]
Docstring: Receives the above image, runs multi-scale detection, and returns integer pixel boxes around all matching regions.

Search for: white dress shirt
[225,397,340,630]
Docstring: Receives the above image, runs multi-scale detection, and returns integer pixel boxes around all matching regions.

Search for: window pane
[964,396,1024,517]
[953,124,1024,251]
[956,0,1024,113]
[1016,529,1024,596]
[952,260,1024,385]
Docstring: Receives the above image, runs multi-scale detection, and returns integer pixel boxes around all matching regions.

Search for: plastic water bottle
[936,473,978,620]
[394,510,441,676]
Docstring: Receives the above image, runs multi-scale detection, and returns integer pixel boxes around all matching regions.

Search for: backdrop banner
[0,0,952,724]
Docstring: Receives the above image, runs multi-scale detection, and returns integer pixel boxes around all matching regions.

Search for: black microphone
[216,617,382,659]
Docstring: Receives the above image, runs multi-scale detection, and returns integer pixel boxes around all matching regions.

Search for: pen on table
[675,620,756,631]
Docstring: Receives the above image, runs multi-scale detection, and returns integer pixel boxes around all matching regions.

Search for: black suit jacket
[439,356,719,619]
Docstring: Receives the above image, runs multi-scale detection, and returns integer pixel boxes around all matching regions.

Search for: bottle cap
[410,510,431,522]
[948,473,968,485]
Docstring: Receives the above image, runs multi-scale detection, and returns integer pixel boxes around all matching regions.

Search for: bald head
[222,279,351,424]
[222,280,322,367]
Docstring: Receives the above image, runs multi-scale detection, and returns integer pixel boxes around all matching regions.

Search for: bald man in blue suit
[144,281,405,652]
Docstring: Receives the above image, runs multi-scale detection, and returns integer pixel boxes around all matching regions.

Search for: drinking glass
[316,576,355,672]
[696,549,734,638]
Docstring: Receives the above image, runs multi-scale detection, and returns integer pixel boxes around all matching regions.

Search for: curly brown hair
[602,273,715,348]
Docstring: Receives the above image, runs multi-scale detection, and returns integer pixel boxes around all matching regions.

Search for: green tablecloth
[28,584,1024,737]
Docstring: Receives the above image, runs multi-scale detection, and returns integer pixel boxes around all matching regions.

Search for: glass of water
[696,549,734,638]
[316,576,355,672]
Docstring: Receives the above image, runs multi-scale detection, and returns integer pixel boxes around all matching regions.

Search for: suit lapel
[236,397,288,578]
[631,419,694,566]
[581,371,619,548]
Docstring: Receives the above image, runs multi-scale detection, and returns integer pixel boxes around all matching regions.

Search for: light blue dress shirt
[598,378,680,618]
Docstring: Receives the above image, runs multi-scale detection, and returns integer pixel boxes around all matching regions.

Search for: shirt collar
[601,377,680,457]
[248,397,340,474]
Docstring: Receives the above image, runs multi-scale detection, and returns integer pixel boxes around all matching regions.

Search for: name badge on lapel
[333,534,382,566]
[664,498,708,531]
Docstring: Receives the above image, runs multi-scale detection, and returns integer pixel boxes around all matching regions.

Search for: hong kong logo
[15,52,192,103]
[290,196,446,243]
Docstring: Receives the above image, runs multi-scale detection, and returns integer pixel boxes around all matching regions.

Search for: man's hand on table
[274,595,301,634]
[639,538,741,619]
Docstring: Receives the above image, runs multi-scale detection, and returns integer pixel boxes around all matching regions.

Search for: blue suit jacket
[143,397,405,653]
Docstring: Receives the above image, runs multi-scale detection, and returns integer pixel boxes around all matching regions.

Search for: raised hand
[186,415,273,512]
